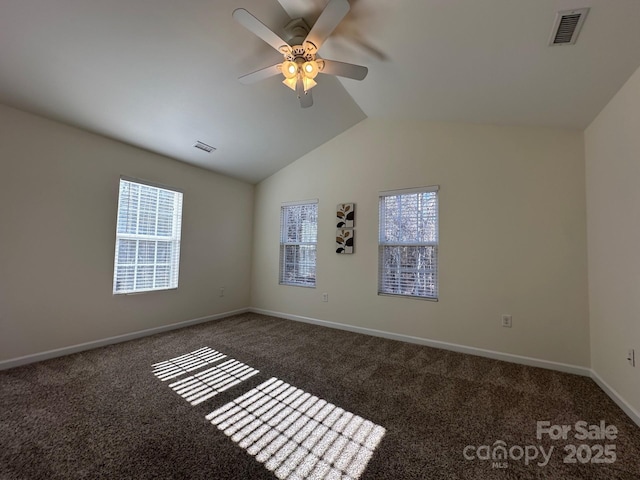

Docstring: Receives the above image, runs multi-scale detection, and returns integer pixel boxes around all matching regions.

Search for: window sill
[377,292,438,302]
[279,283,316,289]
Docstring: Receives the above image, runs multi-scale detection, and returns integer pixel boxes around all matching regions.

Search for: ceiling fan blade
[239,64,282,85]
[304,0,350,52]
[318,59,368,80]
[232,8,290,53]
[296,78,313,108]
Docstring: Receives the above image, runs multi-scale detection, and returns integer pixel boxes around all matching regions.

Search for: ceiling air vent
[549,8,589,46]
[193,141,216,153]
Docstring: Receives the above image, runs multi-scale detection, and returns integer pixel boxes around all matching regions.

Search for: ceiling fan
[233,0,368,108]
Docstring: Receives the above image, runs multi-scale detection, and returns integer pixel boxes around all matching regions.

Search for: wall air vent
[193,141,216,153]
[549,8,589,46]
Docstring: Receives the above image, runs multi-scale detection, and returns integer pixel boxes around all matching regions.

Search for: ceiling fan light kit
[279,47,320,92]
[233,0,368,108]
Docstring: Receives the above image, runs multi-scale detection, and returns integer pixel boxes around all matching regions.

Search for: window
[113,178,183,294]
[378,186,439,300]
[280,200,318,287]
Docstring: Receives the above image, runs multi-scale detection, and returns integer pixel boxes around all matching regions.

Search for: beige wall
[585,66,640,414]
[251,118,590,367]
[0,104,254,361]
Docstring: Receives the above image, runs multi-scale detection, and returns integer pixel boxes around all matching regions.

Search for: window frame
[378,185,439,301]
[279,199,318,288]
[112,176,184,295]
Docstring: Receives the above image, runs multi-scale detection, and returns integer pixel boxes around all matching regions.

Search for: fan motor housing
[284,45,315,63]
[283,18,310,44]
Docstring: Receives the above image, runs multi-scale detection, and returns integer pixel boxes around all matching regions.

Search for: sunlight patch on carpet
[168,359,260,405]
[152,347,227,381]
[206,377,385,480]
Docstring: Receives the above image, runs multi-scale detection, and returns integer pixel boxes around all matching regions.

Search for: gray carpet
[1,312,639,479]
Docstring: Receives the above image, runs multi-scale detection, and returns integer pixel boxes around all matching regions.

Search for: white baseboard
[591,370,640,428]
[0,308,249,371]
[251,308,640,428]
[3,306,638,429]
[250,308,591,376]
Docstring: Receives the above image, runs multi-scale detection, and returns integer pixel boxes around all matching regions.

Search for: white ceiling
[1,0,639,184]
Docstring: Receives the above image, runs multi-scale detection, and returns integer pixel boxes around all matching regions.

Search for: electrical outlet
[628,349,636,367]
[219,287,225,298]
[501,314,512,328]
[322,293,328,302]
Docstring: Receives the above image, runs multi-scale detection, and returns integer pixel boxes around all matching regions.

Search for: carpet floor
[1,312,639,479]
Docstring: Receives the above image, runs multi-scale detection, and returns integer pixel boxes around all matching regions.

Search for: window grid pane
[378,189,439,299]
[280,202,318,287]
[113,179,183,294]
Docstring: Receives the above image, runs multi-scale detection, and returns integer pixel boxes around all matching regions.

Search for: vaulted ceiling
[1,0,639,183]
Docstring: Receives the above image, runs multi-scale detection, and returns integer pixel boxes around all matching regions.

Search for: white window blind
[113,178,183,294]
[378,186,439,300]
[279,200,318,287]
